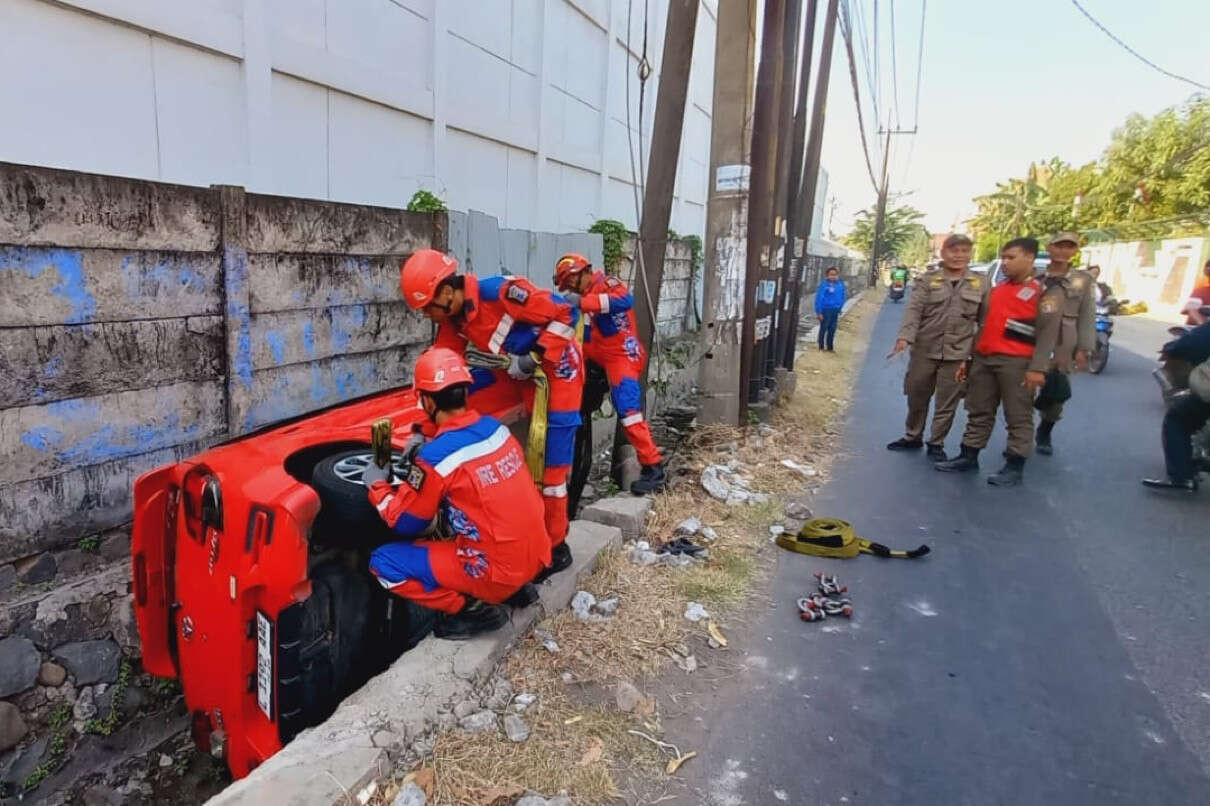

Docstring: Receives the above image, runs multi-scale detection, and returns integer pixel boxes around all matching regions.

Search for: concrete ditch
[208,512,635,806]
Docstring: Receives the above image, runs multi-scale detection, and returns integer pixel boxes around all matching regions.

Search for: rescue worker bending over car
[363,348,551,639]
[553,253,666,494]
[399,249,583,578]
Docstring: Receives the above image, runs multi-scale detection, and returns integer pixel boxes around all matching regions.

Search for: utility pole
[739,0,786,422]
[869,128,892,286]
[632,0,701,353]
[773,0,817,368]
[781,0,839,367]
[697,0,758,425]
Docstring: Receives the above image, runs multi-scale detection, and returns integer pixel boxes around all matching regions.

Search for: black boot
[630,463,667,495]
[434,599,510,640]
[887,438,924,451]
[926,443,948,461]
[988,454,1026,487]
[1035,420,1055,456]
[533,542,574,584]
[504,582,540,608]
[935,444,979,472]
[1141,477,1198,492]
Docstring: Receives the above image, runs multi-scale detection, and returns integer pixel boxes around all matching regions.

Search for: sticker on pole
[256,611,273,719]
[716,164,750,192]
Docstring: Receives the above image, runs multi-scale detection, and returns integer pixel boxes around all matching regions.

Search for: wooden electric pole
[870,128,892,286]
[739,0,786,423]
[782,0,839,361]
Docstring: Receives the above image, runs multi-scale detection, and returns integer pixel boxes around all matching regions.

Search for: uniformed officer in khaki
[887,233,983,461]
[935,237,1062,486]
[1034,232,1095,456]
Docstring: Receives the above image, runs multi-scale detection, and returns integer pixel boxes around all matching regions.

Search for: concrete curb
[207,517,625,806]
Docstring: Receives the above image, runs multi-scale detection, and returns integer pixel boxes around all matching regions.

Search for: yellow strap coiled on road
[776,518,931,560]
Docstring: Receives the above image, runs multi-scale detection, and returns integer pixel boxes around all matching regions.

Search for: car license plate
[256,611,273,719]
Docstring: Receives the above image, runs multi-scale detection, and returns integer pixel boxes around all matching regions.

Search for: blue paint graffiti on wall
[329,304,368,353]
[1,246,97,323]
[19,413,203,466]
[121,254,209,298]
[265,331,286,365]
[301,322,317,358]
[224,246,254,388]
[21,426,65,452]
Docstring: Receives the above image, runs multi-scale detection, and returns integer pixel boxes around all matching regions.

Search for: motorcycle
[888,279,906,303]
[1088,300,1114,374]
[1152,306,1210,404]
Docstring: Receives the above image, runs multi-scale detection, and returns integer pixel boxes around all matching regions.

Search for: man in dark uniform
[1142,323,1210,492]
[935,238,1061,486]
[1034,232,1095,456]
[887,234,984,460]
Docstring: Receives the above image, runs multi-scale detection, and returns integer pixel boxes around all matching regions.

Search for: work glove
[561,291,582,307]
[401,428,426,464]
[362,460,390,486]
[507,353,538,380]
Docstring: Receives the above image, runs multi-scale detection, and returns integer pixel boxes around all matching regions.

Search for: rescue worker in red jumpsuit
[362,348,551,639]
[399,250,582,579]
[553,253,666,494]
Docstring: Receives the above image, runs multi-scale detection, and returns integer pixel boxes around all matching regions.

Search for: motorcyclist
[1141,322,1210,492]
[398,250,583,578]
[891,266,910,285]
[552,253,666,495]
[363,348,552,638]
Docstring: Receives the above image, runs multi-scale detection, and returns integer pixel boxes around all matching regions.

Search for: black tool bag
[1033,369,1072,410]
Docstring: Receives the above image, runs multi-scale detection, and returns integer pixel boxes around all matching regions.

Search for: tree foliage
[841,204,929,267]
[969,95,1210,256]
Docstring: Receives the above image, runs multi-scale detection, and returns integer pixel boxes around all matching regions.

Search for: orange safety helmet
[553,253,592,290]
[400,249,458,310]
[412,347,473,393]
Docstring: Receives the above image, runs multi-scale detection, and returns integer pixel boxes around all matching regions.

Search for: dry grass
[382,293,881,806]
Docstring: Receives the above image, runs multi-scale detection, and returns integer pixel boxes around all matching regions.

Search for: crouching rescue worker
[553,253,666,495]
[935,238,1061,486]
[363,348,551,639]
[399,249,582,578]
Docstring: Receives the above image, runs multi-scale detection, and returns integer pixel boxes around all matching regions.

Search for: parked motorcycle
[1088,300,1114,374]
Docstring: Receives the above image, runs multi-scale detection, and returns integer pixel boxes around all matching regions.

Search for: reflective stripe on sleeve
[489,314,514,353]
[598,294,611,313]
[545,321,575,340]
[620,413,644,426]
[542,483,568,497]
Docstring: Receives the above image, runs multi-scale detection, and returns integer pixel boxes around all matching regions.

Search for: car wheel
[310,448,412,548]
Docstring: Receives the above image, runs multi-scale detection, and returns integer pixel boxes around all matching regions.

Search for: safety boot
[1035,420,1055,456]
[434,599,510,640]
[630,463,667,495]
[934,444,979,473]
[504,583,540,608]
[925,444,948,461]
[987,454,1026,487]
[533,542,573,584]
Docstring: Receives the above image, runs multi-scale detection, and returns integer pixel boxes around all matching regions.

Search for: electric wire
[889,0,901,128]
[1070,0,1209,92]
[911,0,926,129]
[839,2,882,193]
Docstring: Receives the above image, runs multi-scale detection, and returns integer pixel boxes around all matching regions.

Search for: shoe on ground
[887,438,924,452]
[631,462,667,495]
[926,444,948,461]
[987,457,1025,487]
[504,582,540,608]
[434,599,510,640]
[1035,421,1054,456]
[533,541,574,584]
[935,445,979,473]
[1141,477,1198,492]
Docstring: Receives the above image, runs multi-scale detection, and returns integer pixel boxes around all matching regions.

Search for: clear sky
[808,0,1210,235]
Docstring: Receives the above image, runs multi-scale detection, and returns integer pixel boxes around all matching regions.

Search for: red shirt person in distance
[363,347,551,640]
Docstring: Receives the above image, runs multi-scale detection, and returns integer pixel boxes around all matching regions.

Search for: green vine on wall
[589,219,629,275]
[406,190,447,213]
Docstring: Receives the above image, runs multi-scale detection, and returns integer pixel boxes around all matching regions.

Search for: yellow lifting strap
[775,518,931,560]
[463,346,549,485]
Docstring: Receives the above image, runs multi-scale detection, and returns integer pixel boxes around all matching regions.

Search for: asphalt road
[674,298,1210,806]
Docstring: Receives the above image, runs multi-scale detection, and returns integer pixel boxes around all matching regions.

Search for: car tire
[310,448,402,549]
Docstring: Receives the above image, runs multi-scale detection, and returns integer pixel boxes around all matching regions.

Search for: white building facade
[0,0,717,238]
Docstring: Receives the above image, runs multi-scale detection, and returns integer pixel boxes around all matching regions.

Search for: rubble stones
[0,565,16,593]
[0,637,40,698]
[570,591,596,621]
[15,553,56,585]
[0,702,28,752]
[393,782,427,806]
[784,501,813,521]
[453,700,479,720]
[73,685,98,727]
[700,464,769,506]
[458,710,498,733]
[615,680,642,713]
[513,692,537,712]
[503,713,530,743]
[99,533,130,561]
[684,602,710,622]
[3,736,48,786]
[37,662,67,687]
[483,678,513,711]
[54,639,121,685]
[580,496,653,541]
[673,517,703,536]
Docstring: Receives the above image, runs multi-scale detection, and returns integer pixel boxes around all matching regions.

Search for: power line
[1070,0,1209,92]
[889,0,901,127]
[839,1,881,193]
[911,0,926,128]
[850,0,880,131]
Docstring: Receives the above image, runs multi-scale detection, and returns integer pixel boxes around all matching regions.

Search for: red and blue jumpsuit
[579,270,662,466]
[433,274,584,545]
[367,411,551,613]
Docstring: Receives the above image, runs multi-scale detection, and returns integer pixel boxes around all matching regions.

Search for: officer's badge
[506,284,530,304]
[406,464,426,491]
[1016,286,1035,301]
[968,277,981,290]
[930,278,944,288]
[1072,276,1087,290]
[1040,296,1060,314]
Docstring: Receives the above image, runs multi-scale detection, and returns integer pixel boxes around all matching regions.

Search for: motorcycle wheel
[1089,337,1109,375]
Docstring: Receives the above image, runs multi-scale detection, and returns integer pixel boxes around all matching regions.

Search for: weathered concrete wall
[615,238,698,339]
[448,209,605,283]
[0,163,442,568]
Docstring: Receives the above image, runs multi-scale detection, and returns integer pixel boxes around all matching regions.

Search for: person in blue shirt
[814,266,847,351]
